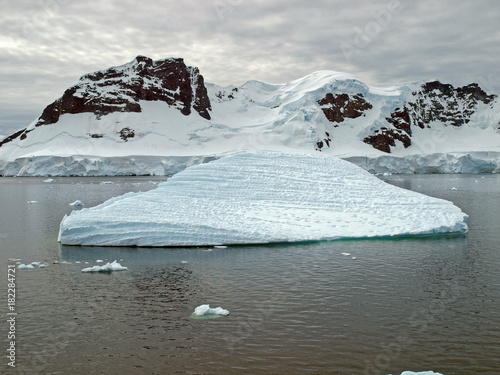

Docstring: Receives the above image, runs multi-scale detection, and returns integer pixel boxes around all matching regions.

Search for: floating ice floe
[17,263,35,269]
[69,200,84,207]
[191,304,229,319]
[393,372,444,375]
[58,152,469,247]
[17,261,47,269]
[44,178,55,183]
[27,200,38,204]
[81,260,128,273]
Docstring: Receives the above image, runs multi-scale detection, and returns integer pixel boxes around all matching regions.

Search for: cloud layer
[1,0,499,135]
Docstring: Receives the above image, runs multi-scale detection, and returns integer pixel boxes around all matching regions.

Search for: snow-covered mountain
[1,56,499,176]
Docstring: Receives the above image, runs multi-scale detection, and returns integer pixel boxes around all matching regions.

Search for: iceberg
[192,304,229,318]
[17,263,35,269]
[81,260,128,273]
[58,152,468,247]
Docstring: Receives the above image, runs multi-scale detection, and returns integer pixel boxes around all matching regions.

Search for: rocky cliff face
[318,93,373,124]
[0,56,212,147]
[38,56,212,125]
[317,81,497,153]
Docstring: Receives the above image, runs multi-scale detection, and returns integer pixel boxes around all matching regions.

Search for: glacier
[58,152,468,247]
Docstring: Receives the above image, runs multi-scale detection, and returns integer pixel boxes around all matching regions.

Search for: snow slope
[58,152,468,247]
[1,57,499,175]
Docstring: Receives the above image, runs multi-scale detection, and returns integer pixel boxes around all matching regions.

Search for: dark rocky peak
[318,93,372,125]
[421,81,495,104]
[363,81,497,154]
[408,80,496,128]
[36,56,212,127]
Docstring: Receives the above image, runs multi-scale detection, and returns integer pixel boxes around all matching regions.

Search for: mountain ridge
[1,56,499,176]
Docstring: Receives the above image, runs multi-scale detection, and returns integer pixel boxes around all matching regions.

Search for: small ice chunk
[38,264,48,268]
[8,258,21,262]
[193,304,229,316]
[181,261,188,264]
[352,257,357,260]
[214,245,228,249]
[341,252,351,256]
[451,187,458,191]
[30,261,41,266]
[18,264,34,269]
[81,260,128,273]
[69,200,84,207]
[27,201,38,204]
[44,178,55,183]
[96,259,104,263]
[399,372,444,375]
[100,181,114,185]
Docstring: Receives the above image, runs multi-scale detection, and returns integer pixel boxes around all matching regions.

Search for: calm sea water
[0,174,499,375]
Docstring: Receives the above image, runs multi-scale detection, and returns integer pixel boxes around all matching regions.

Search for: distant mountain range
[1,56,499,176]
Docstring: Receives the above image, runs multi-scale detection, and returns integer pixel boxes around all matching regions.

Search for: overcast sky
[1,0,499,136]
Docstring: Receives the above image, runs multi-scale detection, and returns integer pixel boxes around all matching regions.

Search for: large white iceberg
[58,152,468,247]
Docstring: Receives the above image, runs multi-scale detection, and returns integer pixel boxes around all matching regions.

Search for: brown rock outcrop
[36,56,212,127]
[318,93,372,124]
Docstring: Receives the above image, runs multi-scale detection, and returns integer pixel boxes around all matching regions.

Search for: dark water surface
[0,174,499,375]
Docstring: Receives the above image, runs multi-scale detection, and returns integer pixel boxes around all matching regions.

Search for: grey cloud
[1,0,499,135]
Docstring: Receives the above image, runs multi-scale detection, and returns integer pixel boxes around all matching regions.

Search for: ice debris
[69,200,84,206]
[17,262,47,269]
[81,260,128,273]
[192,304,229,317]
[17,264,34,269]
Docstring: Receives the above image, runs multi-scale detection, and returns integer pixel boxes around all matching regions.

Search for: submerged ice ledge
[58,152,468,247]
